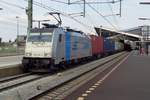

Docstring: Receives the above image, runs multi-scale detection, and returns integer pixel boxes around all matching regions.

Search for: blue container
[104,39,115,53]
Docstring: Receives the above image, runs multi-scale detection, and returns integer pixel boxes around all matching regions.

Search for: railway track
[0,73,48,92]
[0,73,31,83]
[0,52,128,100]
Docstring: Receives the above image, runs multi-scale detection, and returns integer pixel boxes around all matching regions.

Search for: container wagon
[104,38,115,54]
[90,35,104,58]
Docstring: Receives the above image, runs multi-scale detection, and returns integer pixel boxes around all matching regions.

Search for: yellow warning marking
[82,93,88,97]
[97,81,102,84]
[86,90,91,93]
[89,88,95,91]
[77,53,131,100]
[77,97,85,100]
[92,85,97,88]
[94,83,100,86]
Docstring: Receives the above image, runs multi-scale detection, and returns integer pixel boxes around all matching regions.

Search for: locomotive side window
[59,34,62,42]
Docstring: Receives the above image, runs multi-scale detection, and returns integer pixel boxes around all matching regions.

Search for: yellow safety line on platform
[76,53,131,100]
[82,93,88,97]
[77,97,85,100]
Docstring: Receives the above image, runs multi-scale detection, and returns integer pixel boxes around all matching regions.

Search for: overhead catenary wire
[48,0,67,4]
[49,0,121,4]
[107,0,119,28]
[77,3,96,33]
[23,0,93,31]
[0,0,26,10]
[80,0,99,26]
[0,3,27,17]
[0,3,27,25]
[0,3,27,29]
[49,0,119,31]
[0,1,27,41]
[50,0,118,30]
[85,1,118,30]
[0,0,119,32]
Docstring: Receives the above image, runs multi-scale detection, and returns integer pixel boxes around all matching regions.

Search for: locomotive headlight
[25,52,32,56]
[44,53,51,57]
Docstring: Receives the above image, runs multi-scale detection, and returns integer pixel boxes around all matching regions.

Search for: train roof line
[66,28,83,34]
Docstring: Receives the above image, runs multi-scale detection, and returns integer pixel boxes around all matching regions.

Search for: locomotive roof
[30,28,55,33]
[66,28,83,34]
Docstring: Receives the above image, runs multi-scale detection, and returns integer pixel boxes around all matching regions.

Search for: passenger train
[22,24,130,72]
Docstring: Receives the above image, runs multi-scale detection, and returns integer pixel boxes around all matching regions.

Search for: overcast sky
[0,0,150,42]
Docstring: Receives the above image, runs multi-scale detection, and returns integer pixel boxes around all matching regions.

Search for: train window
[59,34,62,42]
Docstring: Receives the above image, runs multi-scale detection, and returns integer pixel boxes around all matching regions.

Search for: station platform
[64,51,150,100]
[0,55,22,68]
[0,55,23,77]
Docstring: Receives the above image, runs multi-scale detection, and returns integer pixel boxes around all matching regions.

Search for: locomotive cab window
[28,32,53,42]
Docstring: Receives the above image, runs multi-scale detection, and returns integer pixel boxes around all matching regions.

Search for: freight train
[22,25,128,72]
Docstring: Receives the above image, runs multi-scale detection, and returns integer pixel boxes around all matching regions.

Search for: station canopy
[94,27,141,41]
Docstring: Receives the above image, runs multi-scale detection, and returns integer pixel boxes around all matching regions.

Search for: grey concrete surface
[65,52,150,100]
[0,55,23,68]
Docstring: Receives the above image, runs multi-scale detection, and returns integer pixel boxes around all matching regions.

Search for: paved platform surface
[65,52,150,100]
[0,55,23,68]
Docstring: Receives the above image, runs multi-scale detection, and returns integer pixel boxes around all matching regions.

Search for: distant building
[124,25,150,41]
[124,25,150,54]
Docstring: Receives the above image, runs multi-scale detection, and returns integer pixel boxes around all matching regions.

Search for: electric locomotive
[22,24,92,72]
